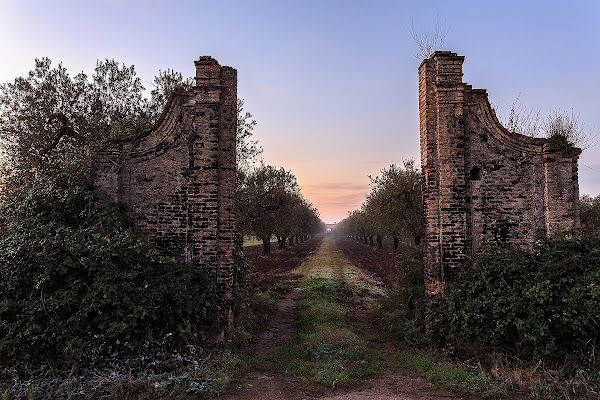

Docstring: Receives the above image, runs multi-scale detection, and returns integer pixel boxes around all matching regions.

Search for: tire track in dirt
[254,290,299,359]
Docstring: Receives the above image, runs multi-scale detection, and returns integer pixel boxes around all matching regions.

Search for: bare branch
[503,93,543,137]
[544,109,596,150]
[409,16,450,59]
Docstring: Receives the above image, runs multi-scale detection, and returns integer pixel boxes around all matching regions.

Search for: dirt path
[217,289,308,400]
[218,237,477,400]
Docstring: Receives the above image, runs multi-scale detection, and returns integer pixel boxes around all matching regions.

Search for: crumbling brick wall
[92,57,236,308]
[419,51,580,296]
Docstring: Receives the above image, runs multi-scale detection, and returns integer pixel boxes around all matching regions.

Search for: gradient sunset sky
[1,0,599,223]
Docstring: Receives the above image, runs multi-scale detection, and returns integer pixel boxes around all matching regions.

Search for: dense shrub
[0,165,222,370]
[381,245,426,346]
[430,230,600,365]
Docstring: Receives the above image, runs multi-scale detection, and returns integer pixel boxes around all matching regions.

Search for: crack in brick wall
[92,57,236,324]
[419,51,581,296]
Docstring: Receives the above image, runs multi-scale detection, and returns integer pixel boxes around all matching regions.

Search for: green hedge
[430,230,600,365]
[0,167,222,369]
[382,246,426,346]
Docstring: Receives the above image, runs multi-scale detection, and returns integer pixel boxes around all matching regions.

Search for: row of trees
[236,165,322,254]
[338,160,423,252]
[234,92,323,255]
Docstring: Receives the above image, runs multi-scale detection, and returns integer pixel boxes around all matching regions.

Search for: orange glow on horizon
[301,182,369,224]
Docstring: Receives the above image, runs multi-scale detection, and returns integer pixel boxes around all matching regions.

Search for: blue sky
[1,0,599,223]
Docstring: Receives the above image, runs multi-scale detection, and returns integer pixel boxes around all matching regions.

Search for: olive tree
[0,58,148,180]
[340,160,423,251]
[236,164,321,254]
[581,194,600,229]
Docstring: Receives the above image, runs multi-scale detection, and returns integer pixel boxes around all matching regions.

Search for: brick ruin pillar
[419,52,469,296]
[419,51,581,298]
[193,57,237,322]
[93,57,236,331]
[543,143,581,233]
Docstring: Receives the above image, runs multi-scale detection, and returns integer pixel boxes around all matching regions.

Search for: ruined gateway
[91,52,582,315]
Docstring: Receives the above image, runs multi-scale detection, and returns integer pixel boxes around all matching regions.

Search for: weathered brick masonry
[419,51,580,296]
[93,57,236,312]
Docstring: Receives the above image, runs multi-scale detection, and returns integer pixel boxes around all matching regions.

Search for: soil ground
[242,236,323,293]
[218,236,481,400]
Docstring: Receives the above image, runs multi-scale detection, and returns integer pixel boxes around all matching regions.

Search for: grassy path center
[275,237,385,389]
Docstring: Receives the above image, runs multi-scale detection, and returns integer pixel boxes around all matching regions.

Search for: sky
[1,0,599,223]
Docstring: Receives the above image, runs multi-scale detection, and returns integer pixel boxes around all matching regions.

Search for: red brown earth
[335,236,399,282]
[243,236,324,293]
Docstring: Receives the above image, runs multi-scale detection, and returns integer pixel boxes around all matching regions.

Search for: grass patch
[270,278,298,293]
[151,352,259,398]
[0,349,259,399]
[397,349,508,398]
[275,238,385,389]
[397,348,600,399]
[243,236,277,247]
